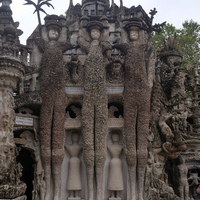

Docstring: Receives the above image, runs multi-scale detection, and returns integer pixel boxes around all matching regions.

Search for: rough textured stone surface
[77,23,111,200]
[1,1,200,200]
[32,15,73,200]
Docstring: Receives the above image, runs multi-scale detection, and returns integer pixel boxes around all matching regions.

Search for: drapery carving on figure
[107,131,123,199]
[65,131,82,199]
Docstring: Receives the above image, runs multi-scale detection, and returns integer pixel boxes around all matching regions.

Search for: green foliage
[152,20,200,69]
[152,23,178,52]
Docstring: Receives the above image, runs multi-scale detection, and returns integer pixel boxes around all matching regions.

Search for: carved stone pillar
[0,56,25,199]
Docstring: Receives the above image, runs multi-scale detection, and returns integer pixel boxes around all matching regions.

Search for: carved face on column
[112,62,121,75]
[48,28,60,41]
[90,27,101,40]
[1,115,9,131]
[129,29,139,41]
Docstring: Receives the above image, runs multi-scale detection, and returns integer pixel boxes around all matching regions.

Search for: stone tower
[0,0,27,199]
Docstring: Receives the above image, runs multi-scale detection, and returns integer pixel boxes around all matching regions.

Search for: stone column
[0,56,26,199]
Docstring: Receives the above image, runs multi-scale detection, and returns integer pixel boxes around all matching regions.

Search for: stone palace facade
[0,0,200,200]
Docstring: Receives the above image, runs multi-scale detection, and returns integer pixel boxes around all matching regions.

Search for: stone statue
[188,172,200,186]
[65,131,82,199]
[176,156,189,200]
[107,132,123,199]
[188,171,200,199]
[158,112,186,159]
[0,114,10,132]
[68,53,81,84]
[115,22,152,200]
[77,20,111,200]
[162,134,186,159]
[158,112,174,139]
[33,15,73,200]
[107,53,124,84]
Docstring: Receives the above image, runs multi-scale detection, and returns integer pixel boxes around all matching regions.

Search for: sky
[9,0,200,45]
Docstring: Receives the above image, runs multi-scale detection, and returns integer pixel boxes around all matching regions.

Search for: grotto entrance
[17,148,35,200]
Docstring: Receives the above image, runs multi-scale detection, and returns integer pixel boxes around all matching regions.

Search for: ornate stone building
[0,0,200,200]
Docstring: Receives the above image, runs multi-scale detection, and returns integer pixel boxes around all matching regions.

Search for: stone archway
[17,148,35,200]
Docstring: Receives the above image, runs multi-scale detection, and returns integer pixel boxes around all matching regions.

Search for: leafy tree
[152,23,178,52]
[179,20,200,66]
[23,0,54,27]
[152,20,200,69]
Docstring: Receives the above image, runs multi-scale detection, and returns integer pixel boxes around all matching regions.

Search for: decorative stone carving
[2,0,200,199]
[0,3,26,197]
[188,171,200,199]
[107,131,123,199]
[176,157,189,200]
[146,161,180,200]
[115,18,155,200]
[158,112,186,159]
[33,15,73,200]
[0,140,26,199]
[66,104,82,119]
[65,131,82,199]
[107,52,124,84]
[14,91,41,109]
[77,19,111,200]
[66,53,82,84]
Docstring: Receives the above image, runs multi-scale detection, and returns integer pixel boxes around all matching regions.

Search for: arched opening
[66,103,82,118]
[108,102,123,118]
[16,148,35,200]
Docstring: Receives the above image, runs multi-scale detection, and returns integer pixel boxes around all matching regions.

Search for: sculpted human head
[90,26,101,40]
[71,131,80,143]
[2,118,8,127]
[45,15,62,41]
[166,134,174,142]
[1,115,9,129]
[112,61,122,76]
[48,28,60,41]
[129,30,139,41]
[111,132,120,143]
[127,25,140,41]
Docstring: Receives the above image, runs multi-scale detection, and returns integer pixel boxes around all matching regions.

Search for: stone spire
[0,0,12,8]
[66,0,81,24]
[69,0,73,6]
[119,0,124,15]
[0,0,13,26]
[0,0,26,199]
[110,0,115,16]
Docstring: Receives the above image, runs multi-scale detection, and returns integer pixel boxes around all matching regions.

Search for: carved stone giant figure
[33,15,72,200]
[77,20,111,200]
[116,22,152,200]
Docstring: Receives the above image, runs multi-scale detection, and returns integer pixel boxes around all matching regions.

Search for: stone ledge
[0,195,26,200]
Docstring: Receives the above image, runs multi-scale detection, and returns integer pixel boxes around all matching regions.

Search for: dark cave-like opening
[17,148,35,200]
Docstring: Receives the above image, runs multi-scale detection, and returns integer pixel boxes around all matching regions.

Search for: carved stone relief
[65,131,83,200]
[107,131,123,200]
[2,0,200,200]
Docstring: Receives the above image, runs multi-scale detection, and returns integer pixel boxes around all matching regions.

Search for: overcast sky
[10,0,200,45]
